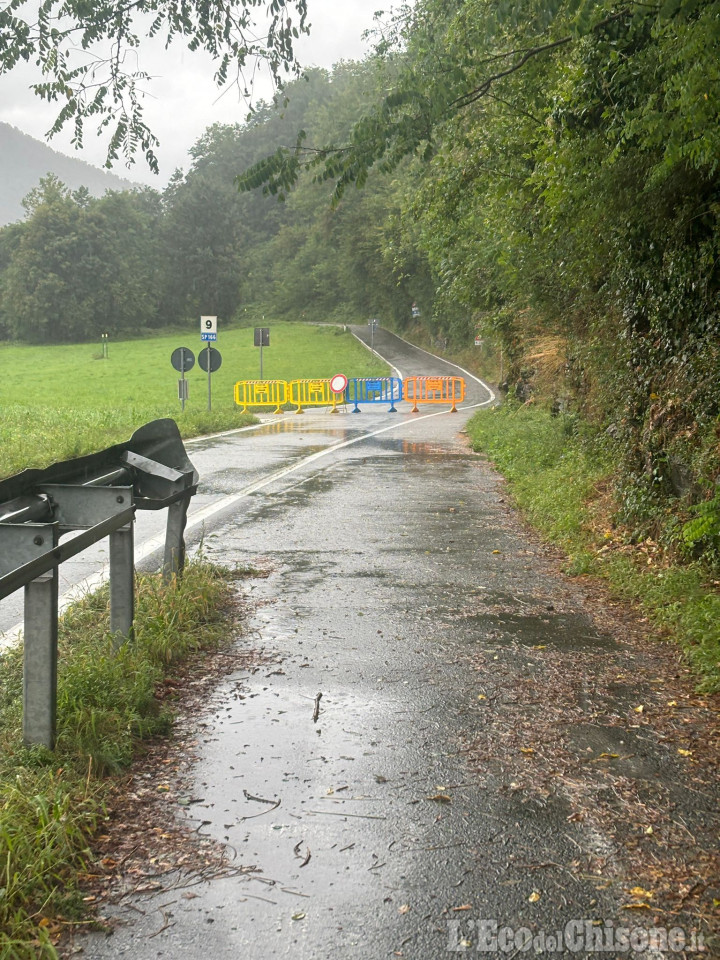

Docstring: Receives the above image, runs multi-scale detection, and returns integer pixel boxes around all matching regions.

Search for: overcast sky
[0,0,382,184]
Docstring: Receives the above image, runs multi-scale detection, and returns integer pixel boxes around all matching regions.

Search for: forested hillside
[0,123,132,226]
[0,0,718,558]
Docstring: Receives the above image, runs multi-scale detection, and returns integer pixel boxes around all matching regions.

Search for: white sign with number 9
[201,315,217,334]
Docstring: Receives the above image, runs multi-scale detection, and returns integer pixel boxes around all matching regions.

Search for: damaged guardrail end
[0,418,199,749]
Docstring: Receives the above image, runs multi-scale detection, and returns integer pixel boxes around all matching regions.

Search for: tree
[0,0,309,171]
[0,176,163,341]
[238,0,719,203]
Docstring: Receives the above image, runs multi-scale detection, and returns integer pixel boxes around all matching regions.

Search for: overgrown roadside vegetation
[466,404,720,693]
[0,560,240,959]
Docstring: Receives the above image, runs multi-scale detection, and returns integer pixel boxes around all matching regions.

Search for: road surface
[53,329,714,957]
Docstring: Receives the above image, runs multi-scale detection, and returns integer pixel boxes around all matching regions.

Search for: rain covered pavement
[77,329,714,959]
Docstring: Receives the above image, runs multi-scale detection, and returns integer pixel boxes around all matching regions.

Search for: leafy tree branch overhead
[236,0,719,201]
[0,0,309,171]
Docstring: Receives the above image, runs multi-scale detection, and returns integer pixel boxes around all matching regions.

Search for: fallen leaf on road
[677,749,693,757]
[398,904,411,914]
[630,887,654,898]
[622,903,651,910]
[520,747,534,755]
[451,905,472,912]
[427,794,452,803]
[528,891,541,903]
[292,912,306,921]
[634,705,644,714]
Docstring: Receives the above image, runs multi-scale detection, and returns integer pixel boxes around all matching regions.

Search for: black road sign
[254,327,270,347]
[198,347,222,373]
[171,347,195,372]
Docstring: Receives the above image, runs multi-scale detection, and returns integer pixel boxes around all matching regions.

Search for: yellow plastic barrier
[403,376,466,413]
[289,379,339,414]
[234,380,288,414]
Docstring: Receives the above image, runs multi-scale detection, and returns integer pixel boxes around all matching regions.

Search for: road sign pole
[207,344,212,412]
[180,352,185,413]
[172,347,195,409]
[254,327,269,375]
[369,319,377,355]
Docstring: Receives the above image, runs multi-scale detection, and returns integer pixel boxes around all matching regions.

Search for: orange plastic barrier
[234,380,288,414]
[403,376,465,413]
[289,379,339,414]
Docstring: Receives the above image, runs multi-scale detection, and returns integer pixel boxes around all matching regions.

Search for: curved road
[10,329,709,957]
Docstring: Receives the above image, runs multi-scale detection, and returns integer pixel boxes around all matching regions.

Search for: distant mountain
[0,123,135,226]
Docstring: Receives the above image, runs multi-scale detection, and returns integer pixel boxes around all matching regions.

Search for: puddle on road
[442,607,616,652]
[197,445,332,496]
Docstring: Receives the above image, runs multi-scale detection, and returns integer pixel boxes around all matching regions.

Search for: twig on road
[293,841,312,867]
[244,789,278,805]
[241,798,281,821]
[308,809,387,820]
[148,910,174,939]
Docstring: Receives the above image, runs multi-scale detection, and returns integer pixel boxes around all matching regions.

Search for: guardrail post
[110,522,134,643]
[23,568,59,749]
[163,494,190,581]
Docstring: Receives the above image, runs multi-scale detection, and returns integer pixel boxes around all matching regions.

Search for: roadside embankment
[466,403,720,693]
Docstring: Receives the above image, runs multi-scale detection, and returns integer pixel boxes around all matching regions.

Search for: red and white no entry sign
[330,373,348,394]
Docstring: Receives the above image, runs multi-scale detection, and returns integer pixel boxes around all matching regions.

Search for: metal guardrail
[0,419,198,749]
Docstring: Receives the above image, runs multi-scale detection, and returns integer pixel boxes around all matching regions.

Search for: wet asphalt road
[79,329,640,958]
[0,329,485,642]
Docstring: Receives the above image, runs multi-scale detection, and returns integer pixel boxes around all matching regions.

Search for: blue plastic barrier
[345,377,403,413]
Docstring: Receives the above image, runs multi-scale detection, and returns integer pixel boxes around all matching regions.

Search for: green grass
[466,403,720,692]
[0,560,237,958]
[0,323,389,477]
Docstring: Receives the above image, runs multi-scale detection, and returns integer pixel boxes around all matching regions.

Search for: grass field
[0,323,389,477]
